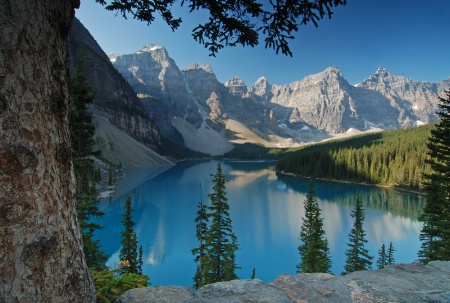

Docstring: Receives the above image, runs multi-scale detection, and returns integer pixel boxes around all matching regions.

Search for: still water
[95,160,424,286]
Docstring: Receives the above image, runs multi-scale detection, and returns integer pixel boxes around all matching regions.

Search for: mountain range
[69,18,450,158]
[109,44,449,155]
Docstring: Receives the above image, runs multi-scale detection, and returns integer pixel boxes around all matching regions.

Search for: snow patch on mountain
[136,44,163,54]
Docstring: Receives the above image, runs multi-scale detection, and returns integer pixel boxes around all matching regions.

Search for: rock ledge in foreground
[117,261,450,303]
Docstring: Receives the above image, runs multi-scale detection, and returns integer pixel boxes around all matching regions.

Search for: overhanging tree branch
[95,0,346,56]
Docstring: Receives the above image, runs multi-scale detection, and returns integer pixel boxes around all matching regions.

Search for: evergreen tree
[342,194,373,275]
[192,187,209,289]
[297,181,332,273]
[419,90,450,263]
[119,195,141,274]
[387,242,395,265]
[137,245,144,275]
[77,195,107,270]
[203,163,239,285]
[376,244,387,269]
[251,268,256,279]
[69,55,99,158]
[69,56,106,270]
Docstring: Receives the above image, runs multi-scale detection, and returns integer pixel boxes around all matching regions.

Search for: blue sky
[76,0,450,86]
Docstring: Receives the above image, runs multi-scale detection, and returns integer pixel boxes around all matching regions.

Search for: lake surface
[95,160,425,286]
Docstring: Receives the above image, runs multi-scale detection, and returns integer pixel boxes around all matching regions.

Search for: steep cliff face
[259,67,449,133]
[268,67,363,133]
[112,50,281,155]
[112,45,202,134]
[356,67,441,127]
[108,42,449,154]
[67,18,162,151]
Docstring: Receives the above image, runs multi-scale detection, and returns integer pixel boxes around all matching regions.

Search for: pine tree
[69,55,98,158]
[119,195,140,274]
[297,181,332,273]
[419,90,450,263]
[342,194,373,275]
[192,186,209,289]
[251,268,256,279]
[387,242,395,265]
[69,56,106,270]
[77,194,107,270]
[376,244,387,269]
[203,163,239,285]
[137,245,144,275]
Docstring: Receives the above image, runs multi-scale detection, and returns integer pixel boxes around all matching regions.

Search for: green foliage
[193,164,239,287]
[297,181,332,273]
[92,269,149,303]
[224,143,289,160]
[376,244,387,269]
[158,135,209,159]
[277,124,435,190]
[92,197,149,302]
[119,196,142,275]
[69,55,99,158]
[95,0,346,56]
[419,90,450,263]
[192,189,209,289]
[70,55,107,270]
[204,164,239,284]
[387,242,395,266]
[277,173,426,219]
[342,194,373,275]
[77,194,107,270]
[137,245,143,275]
[376,242,395,269]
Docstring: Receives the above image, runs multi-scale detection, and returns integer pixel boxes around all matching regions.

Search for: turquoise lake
[94,160,425,286]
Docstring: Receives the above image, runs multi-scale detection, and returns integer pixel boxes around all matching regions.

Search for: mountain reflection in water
[94,160,424,286]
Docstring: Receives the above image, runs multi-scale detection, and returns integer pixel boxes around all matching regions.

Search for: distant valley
[69,18,449,159]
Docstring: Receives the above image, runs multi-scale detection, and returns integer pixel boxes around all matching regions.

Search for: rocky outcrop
[356,67,441,128]
[267,67,363,133]
[112,50,281,154]
[69,18,450,154]
[117,261,450,303]
[93,116,172,168]
[68,18,163,152]
[110,43,450,154]
[113,45,201,138]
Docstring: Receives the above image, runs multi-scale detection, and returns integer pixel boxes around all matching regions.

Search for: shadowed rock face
[70,18,450,154]
[68,18,162,151]
[117,261,450,303]
[111,43,449,152]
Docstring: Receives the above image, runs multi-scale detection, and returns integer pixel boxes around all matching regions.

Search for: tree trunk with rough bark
[0,1,95,301]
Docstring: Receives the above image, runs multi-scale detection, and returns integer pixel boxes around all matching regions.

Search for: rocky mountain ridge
[110,45,449,155]
[68,18,168,166]
[117,261,450,303]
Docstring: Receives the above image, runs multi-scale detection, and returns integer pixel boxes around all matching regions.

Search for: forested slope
[276,124,435,190]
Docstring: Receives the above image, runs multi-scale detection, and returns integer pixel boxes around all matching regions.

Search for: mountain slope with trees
[418,90,450,263]
[276,124,435,190]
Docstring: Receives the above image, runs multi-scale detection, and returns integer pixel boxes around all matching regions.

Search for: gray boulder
[118,261,450,303]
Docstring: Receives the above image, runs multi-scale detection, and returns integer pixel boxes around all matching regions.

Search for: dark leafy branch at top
[95,0,182,30]
[95,0,346,56]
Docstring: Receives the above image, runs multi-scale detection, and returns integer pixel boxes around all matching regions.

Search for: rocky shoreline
[117,261,450,303]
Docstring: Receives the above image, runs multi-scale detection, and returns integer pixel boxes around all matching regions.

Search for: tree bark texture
[0,1,95,302]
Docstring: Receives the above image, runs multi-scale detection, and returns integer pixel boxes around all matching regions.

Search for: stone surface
[112,43,450,153]
[68,18,163,152]
[71,19,450,155]
[118,262,450,303]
